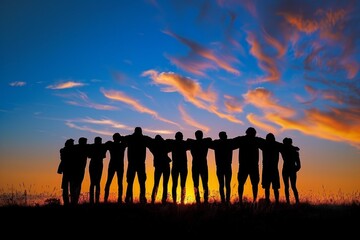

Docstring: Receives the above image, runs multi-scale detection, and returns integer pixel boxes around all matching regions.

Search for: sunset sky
[1,0,359,205]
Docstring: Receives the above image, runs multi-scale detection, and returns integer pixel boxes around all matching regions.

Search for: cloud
[59,91,118,111]
[47,81,86,89]
[163,30,240,76]
[101,88,181,127]
[143,70,243,124]
[243,87,295,117]
[65,117,175,136]
[178,104,210,133]
[9,81,26,87]
[267,107,360,149]
[246,32,281,82]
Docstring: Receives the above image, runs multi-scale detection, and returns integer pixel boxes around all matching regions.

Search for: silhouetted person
[88,136,107,204]
[122,127,152,204]
[57,138,75,205]
[148,135,172,204]
[166,131,190,204]
[187,130,212,204]
[233,127,264,204]
[209,131,236,204]
[71,137,89,204]
[281,137,301,204]
[104,133,126,203]
[258,133,282,204]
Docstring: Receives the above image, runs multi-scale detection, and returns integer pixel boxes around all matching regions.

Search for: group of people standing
[57,126,301,206]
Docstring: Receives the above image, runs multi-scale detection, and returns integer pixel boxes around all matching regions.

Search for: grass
[1,185,359,238]
[0,199,359,238]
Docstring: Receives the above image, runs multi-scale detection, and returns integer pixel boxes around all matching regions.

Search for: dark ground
[1,201,358,238]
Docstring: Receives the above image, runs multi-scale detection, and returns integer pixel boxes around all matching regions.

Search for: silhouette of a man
[58,138,75,205]
[71,137,89,204]
[258,133,282,204]
[187,130,212,204]
[209,131,236,204]
[88,136,107,204]
[281,137,301,204]
[234,127,264,204]
[122,127,151,204]
[148,135,172,204]
[166,131,190,204]
[104,133,126,203]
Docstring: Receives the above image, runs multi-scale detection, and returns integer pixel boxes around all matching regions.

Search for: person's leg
[217,169,225,203]
[192,166,200,204]
[201,167,209,203]
[138,164,147,204]
[151,168,161,204]
[116,168,124,203]
[171,168,179,204]
[180,168,188,204]
[125,165,135,203]
[225,167,232,203]
[162,165,170,204]
[104,167,115,203]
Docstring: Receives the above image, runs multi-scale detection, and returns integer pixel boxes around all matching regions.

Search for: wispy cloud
[65,117,175,136]
[47,81,86,89]
[59,91,118,110]
[267,107,360,149]
[101,88,181,127]
[178,104,210,133]
[163,30,240,76]
[9,81,26,87]
[143,70,243,124]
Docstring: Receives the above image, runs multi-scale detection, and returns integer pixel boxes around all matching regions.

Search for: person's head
[175,131,183,140]
[134,127,142,136]
[283,137,293,145]
[79,137,87,145]
[65,138,74,147]
[245,127,256,137]
[113,133,121,142]
[94,136,102,144]
[219,131,227,140]
[195,130,203,140]
[155,134,163,141]
[266,133,275,142]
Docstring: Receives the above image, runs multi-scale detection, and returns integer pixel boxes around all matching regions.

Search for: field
[1,201,358,238]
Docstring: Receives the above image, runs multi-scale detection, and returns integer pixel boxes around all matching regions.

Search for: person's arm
[208,139,215,150]
[295,151,301,171]
[57,149,64,174]
[256,136,265,150]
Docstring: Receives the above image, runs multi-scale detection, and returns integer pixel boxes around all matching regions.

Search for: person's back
[281,138,300,173]
[124,127,149,165]
[169,133,189,170]
[212,132,235,168]
[238,135,260,169]
[188,131,211,168]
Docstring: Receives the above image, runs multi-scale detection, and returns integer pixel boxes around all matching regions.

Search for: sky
[0,0,359,205]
